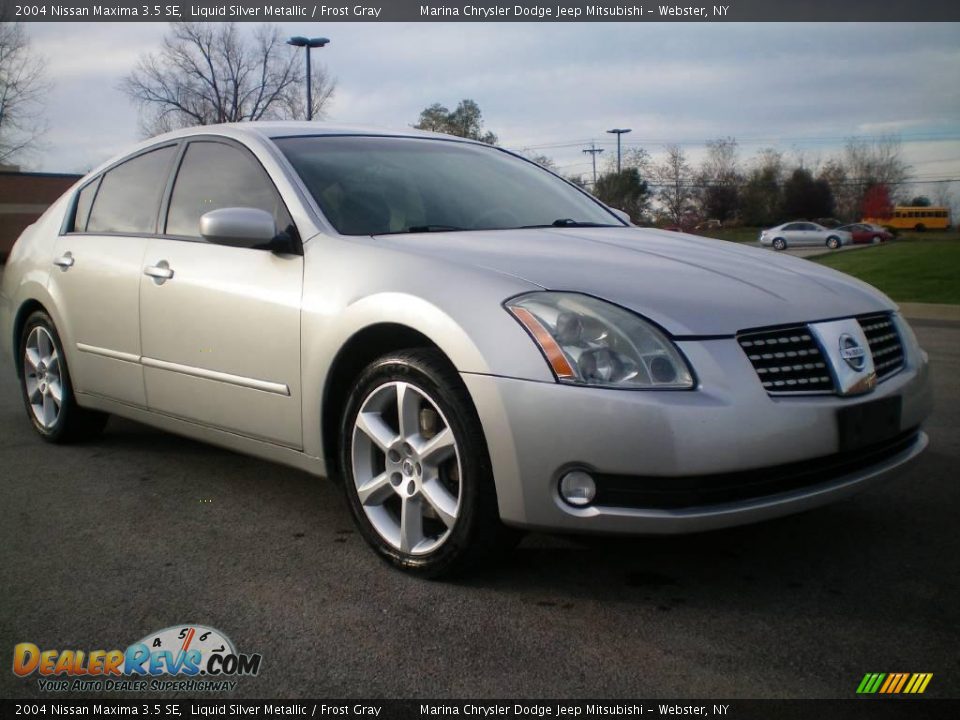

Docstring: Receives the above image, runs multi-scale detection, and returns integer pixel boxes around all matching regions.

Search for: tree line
[563,136,929,228]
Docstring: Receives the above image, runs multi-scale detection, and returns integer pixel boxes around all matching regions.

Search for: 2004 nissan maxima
[0,123,932,577]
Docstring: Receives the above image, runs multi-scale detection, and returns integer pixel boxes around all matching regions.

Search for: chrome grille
[858,313,904,380]
[737,326,834,394]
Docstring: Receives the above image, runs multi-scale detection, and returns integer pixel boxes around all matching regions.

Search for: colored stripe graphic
[879,674,895,693]
[857,672,932,694]
[893,673,909,693]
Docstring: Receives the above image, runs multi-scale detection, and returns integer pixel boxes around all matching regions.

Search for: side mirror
[200,207,281,250]
[609,208,632,225]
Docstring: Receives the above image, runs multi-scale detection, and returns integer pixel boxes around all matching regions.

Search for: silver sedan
[760,221,853,250]
[0,124,932,577]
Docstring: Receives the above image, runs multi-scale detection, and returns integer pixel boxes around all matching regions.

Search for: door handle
[144,261,174,284]
[53,253,74,270]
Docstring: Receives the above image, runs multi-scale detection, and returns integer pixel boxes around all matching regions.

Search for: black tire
[339,348,518,578]
[915,223,925,232]
[827,236,841,249]
[772,238,787,251]
[872,235,883,244]
[18,310,108,443]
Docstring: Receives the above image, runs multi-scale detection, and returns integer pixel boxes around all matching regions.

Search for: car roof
[149,121,469,144]
[80,121,486,184]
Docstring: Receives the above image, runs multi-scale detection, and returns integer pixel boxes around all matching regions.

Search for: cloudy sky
[22,21,960,199]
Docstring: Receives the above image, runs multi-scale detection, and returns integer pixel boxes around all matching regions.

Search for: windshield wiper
[405,224,466,233]
[519,218,620,229]
[375,224,467,236]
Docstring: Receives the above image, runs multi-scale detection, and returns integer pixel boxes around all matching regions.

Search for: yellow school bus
[866,206,951,231]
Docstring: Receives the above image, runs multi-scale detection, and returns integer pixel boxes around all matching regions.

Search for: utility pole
[606,128,632,173]
[583,143,604,186]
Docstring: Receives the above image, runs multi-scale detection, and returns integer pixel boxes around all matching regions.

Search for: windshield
[273,135,622,236]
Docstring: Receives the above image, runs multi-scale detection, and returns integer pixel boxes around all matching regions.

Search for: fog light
[559,470,596,507]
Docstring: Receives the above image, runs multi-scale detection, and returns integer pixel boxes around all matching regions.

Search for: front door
[139,239,303,447]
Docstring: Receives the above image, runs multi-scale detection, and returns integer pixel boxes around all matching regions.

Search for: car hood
[372,227,894,336]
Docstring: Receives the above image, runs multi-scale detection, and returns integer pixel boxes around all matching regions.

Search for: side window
[165,141,294,240]
[86,146,176,234]
[72,178,99,232]
[783,223,798,231]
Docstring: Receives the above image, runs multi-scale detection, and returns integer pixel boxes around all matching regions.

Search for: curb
[900,302,960,324]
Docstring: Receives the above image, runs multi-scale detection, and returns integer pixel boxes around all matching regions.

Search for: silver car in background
[0,123,932,577]
[760,221,853,250]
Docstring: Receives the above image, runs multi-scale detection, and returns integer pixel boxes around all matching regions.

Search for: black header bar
[4,0,960,22]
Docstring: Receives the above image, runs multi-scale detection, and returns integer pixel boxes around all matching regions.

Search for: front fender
[299,236,553,459]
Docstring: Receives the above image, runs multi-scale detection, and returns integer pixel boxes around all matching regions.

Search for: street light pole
[286,36,330,121]
[606,128,632,173]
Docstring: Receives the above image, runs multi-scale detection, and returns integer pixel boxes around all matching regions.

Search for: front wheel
[872,235,883,244]
[18,310,108,443]
[340,349,515,578]
[826,236,841,249]
[772,238,787,251]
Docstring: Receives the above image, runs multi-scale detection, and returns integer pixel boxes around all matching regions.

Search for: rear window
[86,146,176,234]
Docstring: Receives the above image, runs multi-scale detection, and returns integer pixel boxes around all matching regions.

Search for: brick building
[1,169,82,261]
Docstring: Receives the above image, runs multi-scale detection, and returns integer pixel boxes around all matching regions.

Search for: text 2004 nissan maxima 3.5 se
[0,123,933,576]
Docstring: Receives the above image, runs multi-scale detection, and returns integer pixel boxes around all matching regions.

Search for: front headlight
[505,292,694,389]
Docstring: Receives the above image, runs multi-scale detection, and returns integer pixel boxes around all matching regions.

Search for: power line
[514,131,960,153]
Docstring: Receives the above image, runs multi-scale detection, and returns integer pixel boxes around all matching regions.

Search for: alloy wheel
[351,381,462,555]
[23,326,63,429]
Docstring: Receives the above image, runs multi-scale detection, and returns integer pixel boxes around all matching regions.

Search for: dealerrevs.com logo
[13,625,262,692]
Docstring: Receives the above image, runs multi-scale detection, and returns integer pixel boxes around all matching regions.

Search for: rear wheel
[915,223,926,232]
[340,349,516,578]
[18,311,108,443]
[826,236,841,249]
[772,238,787,251]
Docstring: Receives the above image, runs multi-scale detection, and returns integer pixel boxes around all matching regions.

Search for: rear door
[49,144,178,406]
[138,139,304,448]
[797,222,819,246]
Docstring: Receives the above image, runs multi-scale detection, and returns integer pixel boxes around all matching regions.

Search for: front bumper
[463,333,932,534]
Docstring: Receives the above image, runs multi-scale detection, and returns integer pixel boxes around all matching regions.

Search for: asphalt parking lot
[0,322,957,700]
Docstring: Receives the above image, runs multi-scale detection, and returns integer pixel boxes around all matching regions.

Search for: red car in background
[837,223,893,244]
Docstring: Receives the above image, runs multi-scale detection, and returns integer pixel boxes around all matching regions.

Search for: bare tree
[602,146,651,176]
[0,20,49,164]
[842,135,910,189]
[931,182,956,210]
[521,151,558,172]
[654,144,695,225]
[121,22,335,136]
[700,137,740,185]
[697,137,741,222]
[824,135,911,220]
